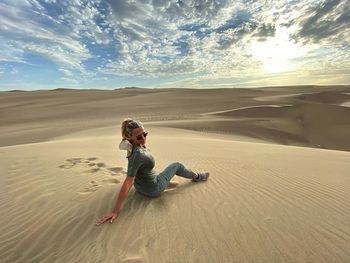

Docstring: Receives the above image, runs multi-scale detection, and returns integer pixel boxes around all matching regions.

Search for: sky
[0,0,349,90]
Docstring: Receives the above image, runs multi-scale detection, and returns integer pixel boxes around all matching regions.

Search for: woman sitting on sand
[96,118,209,225]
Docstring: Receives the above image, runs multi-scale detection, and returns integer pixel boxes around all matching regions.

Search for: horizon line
[1,84,350,93]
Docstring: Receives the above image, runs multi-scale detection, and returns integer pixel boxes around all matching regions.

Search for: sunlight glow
[250,26,307,73]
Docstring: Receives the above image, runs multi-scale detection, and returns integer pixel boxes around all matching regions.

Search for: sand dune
[1,86,350,262]
[1,85,350,151]
[209,103,350,151]
[0,127,350,262]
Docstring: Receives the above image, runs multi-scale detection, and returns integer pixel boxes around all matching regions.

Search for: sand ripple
[0,128,349,262]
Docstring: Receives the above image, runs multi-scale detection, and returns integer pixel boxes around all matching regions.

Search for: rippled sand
[1,86,350,262]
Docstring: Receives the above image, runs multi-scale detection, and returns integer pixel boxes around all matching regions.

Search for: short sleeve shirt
[127,146,158,193]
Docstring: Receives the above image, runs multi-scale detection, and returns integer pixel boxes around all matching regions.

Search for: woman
[95,118,209,225]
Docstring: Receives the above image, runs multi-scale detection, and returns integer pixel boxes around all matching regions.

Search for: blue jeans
[137,162,196,197]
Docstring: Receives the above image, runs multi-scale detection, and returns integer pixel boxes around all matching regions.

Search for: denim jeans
[136,162,196,197]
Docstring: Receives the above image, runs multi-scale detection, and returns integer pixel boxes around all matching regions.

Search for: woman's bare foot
[166,180,179,190]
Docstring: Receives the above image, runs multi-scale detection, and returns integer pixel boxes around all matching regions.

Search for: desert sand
[0,86,350,263]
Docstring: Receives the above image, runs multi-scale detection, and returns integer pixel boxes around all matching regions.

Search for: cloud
[102,0,256,76]
[0,0,112,74]
[0,0,348,89]
[60,0,112,45]
[292,0,350,45]
[0,39,26,63]
[253,24,276,39]
[102,0,313,77]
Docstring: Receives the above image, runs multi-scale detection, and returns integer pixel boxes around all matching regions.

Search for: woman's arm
[112,175,135,213]
[95,175,135,225]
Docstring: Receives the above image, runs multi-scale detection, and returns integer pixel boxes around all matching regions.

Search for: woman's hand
[96,176,134,226]
[95,211,118,225]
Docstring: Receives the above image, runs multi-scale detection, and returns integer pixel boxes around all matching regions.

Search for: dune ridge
[1,85,349,151]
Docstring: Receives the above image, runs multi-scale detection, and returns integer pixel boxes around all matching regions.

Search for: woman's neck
[133,144,145,148]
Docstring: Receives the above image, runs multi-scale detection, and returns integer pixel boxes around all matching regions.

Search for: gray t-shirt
[127,146,158,194]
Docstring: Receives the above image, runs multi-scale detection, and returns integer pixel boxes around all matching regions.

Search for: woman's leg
[157,162,196,193]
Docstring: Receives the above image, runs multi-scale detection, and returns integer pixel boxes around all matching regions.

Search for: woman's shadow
[123,180,199,211]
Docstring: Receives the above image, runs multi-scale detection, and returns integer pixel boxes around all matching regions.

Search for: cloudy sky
[0,0,349,90]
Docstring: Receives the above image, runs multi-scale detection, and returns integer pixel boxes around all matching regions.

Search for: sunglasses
[136,132,148,141]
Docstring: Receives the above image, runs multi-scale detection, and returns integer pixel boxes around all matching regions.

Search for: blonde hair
[121,118,143,140]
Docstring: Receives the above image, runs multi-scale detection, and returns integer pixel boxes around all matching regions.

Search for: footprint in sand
[78,177,121,196]
[59,157,120,175]
[58,158,83,169]
[59,157,123,195]
[88,167,100,173]
[78,180,101,195]
[102,178,120,185]
[96,162,106,168]
[108,167,124,174]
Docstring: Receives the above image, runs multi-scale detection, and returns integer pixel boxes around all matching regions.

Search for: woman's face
[130,126,148,146]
